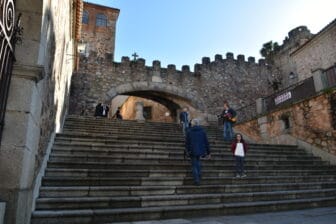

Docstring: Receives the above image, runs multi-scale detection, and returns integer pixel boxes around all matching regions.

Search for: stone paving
[114,207,336,224]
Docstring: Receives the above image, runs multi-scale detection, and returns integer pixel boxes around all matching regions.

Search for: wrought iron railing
[0,0,22,142]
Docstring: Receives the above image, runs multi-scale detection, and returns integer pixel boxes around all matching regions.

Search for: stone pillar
[256,98,266,115]
[258,116,269,141]
[0,65,44,224]
[135,102,145,121]
[0,202,5,224]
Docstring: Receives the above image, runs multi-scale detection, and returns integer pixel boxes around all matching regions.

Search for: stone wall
[0,0,78,223]
[70,53,273,122]
[235,90,336,161]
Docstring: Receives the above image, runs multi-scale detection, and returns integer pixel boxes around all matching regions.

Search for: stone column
[0,65,44,224]
[258,116,269,142]
[135,102,145,121]
[256,98,266,115]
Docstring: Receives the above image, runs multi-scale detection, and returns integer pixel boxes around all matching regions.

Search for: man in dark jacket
[219,101,236,141]
[186,119,211,185]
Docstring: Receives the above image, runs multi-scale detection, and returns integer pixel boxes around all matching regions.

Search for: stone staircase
[31,115,336,224]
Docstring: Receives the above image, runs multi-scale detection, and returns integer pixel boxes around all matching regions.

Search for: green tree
[260,41,280,62]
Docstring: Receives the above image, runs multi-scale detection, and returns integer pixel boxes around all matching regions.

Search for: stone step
[46,160,334,171]
[31,115,336,223]
[55,133,300,150]
[62,128,184,138]
[48,154,327,166]
[35,188,336,210]
[38,181,336,198]
[44,168,336,178]
[50,149,317,160]
[47,160,335,172]
[54,143,304,155]
[50,151,319,162]
[52,141,305,155]
[65,117,180,126]
[63,124,182,131]
[30,196,336,224]
[62,126,215,135]
[41,175,336,187]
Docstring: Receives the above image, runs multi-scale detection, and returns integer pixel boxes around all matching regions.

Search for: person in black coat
[94,103,102,117]
[186,119,211,185]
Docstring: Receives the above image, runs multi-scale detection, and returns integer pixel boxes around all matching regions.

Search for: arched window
[82,10,89,24]
[96,13,107,27]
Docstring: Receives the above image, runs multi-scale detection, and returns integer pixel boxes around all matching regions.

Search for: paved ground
[114,207,336,224]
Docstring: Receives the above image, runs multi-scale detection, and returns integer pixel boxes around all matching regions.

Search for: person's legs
[191,156,201,185]
[235,156,244,177]
[184,122,189,135]
[227,122,234,140]
[223,122,229,141]
[182,122,187,136]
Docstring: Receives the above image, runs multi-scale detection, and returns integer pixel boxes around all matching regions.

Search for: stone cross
[132,52,138,61]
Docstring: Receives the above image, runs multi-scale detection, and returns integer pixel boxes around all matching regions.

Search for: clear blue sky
[86,0,336,69]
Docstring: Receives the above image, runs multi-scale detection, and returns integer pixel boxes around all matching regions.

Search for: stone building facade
[270,26,313,88]
[80,2,119,61]
[290,19,336,81]
[0,1,82,224]
[271,19,336,88]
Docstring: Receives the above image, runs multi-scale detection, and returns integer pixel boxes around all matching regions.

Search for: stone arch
[104,81,206,111]
[103,81,208,122]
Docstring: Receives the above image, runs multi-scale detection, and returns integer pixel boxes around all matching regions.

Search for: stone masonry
[235,90,336,160]
[291,19,336,80]
[70,54,273,122]
[0,1,81,224]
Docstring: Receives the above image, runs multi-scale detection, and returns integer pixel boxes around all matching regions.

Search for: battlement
[288,26,311,39]
[279,25,313,51]
[115,52,266,75]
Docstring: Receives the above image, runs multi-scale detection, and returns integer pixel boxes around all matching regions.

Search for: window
[325,65,336,88]
[280,113,291,130]
[82,11,89,24]
[96,13,107,27]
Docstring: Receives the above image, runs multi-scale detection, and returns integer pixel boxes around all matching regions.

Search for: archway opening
[109,90,196,123]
